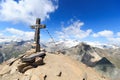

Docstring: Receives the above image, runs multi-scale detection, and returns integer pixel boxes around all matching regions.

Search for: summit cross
[31,18,46,52]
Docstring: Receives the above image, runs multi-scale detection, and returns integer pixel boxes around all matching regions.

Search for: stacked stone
[18,51,46,73]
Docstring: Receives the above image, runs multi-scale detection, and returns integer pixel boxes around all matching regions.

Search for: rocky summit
[0,49,109,80]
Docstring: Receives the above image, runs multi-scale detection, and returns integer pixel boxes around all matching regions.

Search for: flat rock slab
[21,52,46,62]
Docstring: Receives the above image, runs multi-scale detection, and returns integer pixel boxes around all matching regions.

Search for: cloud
[92,30,120,44]
[0,38,13,43]
[0,28,34,42]
[108,37,120,44]
[0,33,3,37]
[0,0,58,24]
[5,28,34,40]
[117,32,120,37]
[92,30,113,38]
[55,19,120,45]
[56,20,92,40]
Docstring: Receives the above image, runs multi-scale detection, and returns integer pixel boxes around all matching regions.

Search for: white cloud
[0,28,34,42]
[108,37,120,44]
[0,33,3,37]
[92,30,120,45]
[92,30,113,38]
[5,28,34,40]
[117,32,120,37]
[56,19,120,45]
[56,20,92,40]
[6,28,25,36]
[0,0,58,24]
[0,38,12,43]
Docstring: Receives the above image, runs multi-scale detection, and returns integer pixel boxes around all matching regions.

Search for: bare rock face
[0,53,4,63]
[10,65,18,74]
[20,75,31,80]
[18,63,33,73]
[64,43,102,66]
[31,74,40,80]
[0,65,11,76]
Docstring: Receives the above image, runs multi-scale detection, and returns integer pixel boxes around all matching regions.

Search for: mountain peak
[0,50,109,80]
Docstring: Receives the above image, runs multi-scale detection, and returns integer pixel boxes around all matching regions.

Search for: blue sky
[0,0,120,44]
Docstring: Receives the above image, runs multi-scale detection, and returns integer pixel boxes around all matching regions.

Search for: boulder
[33,57,43,66]
[18,63,31,73]
[21,52,46,63]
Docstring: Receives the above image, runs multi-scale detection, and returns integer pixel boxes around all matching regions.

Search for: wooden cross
[31,18,46,52]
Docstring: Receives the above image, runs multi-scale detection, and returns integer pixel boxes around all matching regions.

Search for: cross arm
[30,25,36,29]
[30,25,46,29]
[40,24,46,29]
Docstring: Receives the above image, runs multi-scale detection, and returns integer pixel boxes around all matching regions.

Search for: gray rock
[0,53,4,63]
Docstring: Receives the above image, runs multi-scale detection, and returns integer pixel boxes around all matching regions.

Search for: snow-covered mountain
[85,41,119,49]
[0,38,119,50]
[44,40,119,52]
[55,40,80,48]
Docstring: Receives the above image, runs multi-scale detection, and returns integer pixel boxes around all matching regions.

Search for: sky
[0,0,120,45]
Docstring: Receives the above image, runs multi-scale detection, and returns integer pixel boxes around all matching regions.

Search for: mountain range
[0,40,120,80]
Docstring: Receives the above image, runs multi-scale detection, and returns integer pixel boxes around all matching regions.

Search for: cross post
[30,18,46,52]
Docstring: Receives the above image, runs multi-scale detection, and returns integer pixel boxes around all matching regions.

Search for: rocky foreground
[0,49,109,80]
